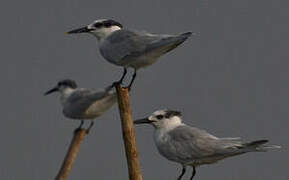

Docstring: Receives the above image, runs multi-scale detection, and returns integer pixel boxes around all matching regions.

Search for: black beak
[44,87,58,96]
[66,26,91,34]
[134,118,151,124]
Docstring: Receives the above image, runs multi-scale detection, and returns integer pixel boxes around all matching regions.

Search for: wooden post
[116,85,143,180]
[55,128,87,180]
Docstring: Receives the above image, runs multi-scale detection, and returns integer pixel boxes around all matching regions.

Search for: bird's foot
[113,81,122,87]
[106,81,120,91]
[124,84,132,91]
[73,127,82,135]
[86,121,94,134]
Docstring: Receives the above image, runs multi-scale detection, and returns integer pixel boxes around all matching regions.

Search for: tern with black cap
[134,109,280,180]
[44,79,117,133]
[67,19,194,89]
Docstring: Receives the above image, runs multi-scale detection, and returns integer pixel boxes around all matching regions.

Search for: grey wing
[64,88,115,118]
[167,126,220,160]
[99,29,158,65]
[144,31,192,55]
[68,88,109,104]
[99,29,191,66]
[167,125,243,163]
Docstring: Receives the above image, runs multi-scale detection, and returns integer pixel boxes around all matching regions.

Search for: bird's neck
[154,121,185,143]
[92,26,121,41]
[60,88,75,105]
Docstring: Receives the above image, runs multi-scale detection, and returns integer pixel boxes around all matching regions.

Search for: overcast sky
[1,0,288,179]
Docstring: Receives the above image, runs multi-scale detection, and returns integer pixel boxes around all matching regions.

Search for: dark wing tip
[182,32,193,37]
[181,31,200,38]
[246,139,269,146]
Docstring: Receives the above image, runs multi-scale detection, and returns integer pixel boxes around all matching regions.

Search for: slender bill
[134,118,151,124]
[67,27,91,34]
[44,87,58,95]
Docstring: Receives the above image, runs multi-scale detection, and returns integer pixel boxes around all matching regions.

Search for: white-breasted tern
[67,19,194,89]
[134,109,280,180]
[44,79,117,133]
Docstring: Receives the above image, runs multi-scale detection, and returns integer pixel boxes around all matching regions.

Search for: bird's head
[67,19,123,40]
[134,109,183,129]
[44,79,77,96]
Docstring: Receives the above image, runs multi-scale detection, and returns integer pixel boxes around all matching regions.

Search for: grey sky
[1,0,288,179]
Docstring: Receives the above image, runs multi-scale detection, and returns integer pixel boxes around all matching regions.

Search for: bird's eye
[104,21,111,27]
[94,23,102,28]
[156,115,164,120]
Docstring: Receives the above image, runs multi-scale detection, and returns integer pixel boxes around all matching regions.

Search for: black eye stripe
[103,21,111,27]
[94,22,103,28]
[164,110,182,118]
[93,20,123,28]
[156,115,164,119]
[57,80,77,89]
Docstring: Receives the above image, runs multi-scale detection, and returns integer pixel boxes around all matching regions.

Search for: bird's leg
[127,69,137,90]
[106,81,118,91]
[177,166,186,180]
[79,120,84,128]
[190,166,196,180]
[116,68,127,85]
[74,120,84,134]
[86,120,95,134]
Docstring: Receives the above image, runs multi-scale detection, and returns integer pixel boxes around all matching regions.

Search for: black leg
[106,82,117,91]
[79,120,84,128]
[177,166,186,180]
[86,120,95,134]
[74,120,84,134]
[117,68,127,84]
[127,69,137,90]
[190,166,196,180]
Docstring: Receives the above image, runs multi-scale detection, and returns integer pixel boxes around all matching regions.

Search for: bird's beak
[44,87,58,96]
[134,118,151,124]
[66,26,91,34]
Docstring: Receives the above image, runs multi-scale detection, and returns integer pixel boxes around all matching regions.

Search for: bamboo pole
[116,85,143,180]
[55,128,87,180]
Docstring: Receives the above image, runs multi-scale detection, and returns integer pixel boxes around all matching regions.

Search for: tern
[67,19,193,89]
[134,109,280,180]
[44,79,117,133]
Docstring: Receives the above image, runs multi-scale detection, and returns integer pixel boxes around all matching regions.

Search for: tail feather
[243,139,281,152]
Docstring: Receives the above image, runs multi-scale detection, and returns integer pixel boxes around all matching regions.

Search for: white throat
[91,26,121,40]
[154,117,184,144]
[60,88,75,105]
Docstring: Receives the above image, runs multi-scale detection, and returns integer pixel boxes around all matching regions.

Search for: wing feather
[63,88,115,119]
[99,29,190,66]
